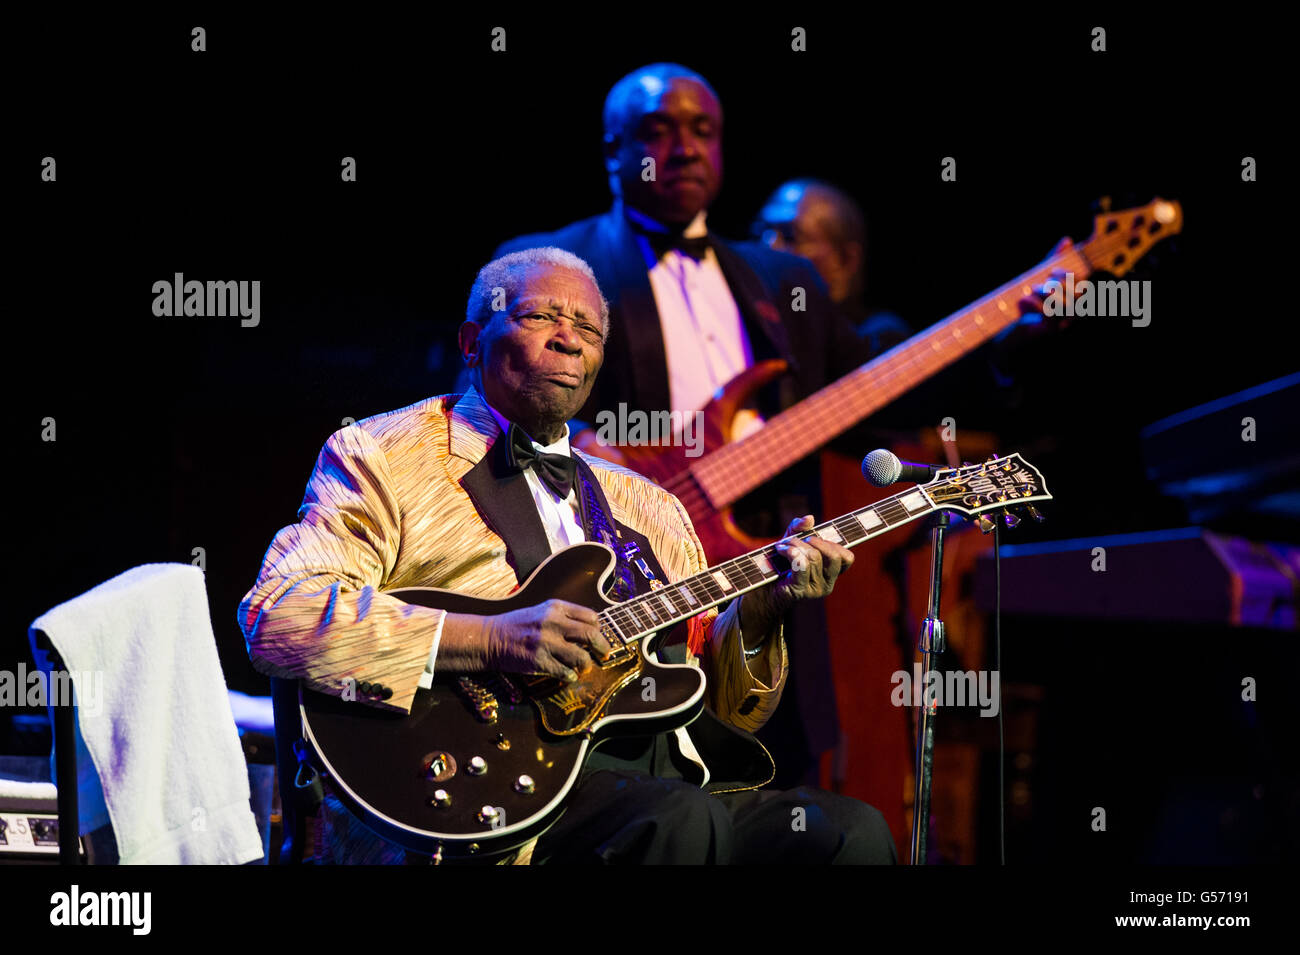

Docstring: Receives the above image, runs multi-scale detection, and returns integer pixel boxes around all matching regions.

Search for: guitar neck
[601,482,946,645]
[689,246,1091,510]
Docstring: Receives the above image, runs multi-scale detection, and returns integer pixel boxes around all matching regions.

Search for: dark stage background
[9,11,1295,865]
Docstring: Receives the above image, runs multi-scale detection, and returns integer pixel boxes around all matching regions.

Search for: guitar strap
[572,454,639,602]
[571,453,776,792]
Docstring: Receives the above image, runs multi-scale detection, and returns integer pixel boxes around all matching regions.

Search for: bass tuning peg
[977,514,996,534]
[1025,505,1046,522]
[1002,509,1020,529]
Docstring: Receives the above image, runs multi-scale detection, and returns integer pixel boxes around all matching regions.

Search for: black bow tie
[639,229,712,261]
[505,422,577,500]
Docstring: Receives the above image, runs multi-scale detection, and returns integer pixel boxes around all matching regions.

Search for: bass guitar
[609,198,1179,560]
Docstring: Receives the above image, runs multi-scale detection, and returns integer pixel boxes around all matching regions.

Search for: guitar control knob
[514,774,535,794]
[429,789,451,808]
[477,805,501,826]
[468,756,487,775]
[423,751,457,782]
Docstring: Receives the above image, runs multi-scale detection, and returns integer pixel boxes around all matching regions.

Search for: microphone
[861,448,942,487]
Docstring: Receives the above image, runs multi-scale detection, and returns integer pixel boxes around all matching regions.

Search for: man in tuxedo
[239,248,896,864]
[493,64,877,788]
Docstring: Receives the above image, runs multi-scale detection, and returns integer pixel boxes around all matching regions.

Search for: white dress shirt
[625,204,765,440]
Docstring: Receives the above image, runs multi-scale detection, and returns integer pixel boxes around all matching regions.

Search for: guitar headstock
[923,453,1052,530]
[1077,197,1183,278]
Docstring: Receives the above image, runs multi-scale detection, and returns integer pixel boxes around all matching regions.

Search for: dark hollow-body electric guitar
[299,454,1051,861]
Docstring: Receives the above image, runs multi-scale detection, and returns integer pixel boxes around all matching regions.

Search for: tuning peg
[1002,509,1020,529]
[1026,505,1046,522]
[977,514,996,534]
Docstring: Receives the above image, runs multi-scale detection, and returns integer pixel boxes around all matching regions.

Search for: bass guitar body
[614,359,789,561]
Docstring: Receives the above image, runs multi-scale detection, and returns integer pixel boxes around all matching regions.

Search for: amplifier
[0,783,85,864]
[974,527,1297,628]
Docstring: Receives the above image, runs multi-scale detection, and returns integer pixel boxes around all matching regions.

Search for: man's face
[610,77,723,227]
[462,266,605,434]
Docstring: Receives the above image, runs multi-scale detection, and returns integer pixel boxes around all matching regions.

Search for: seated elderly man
[238,248,897,864]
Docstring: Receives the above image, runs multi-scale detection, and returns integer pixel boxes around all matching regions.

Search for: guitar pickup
[595,622,632,667]
[594,645,635,667]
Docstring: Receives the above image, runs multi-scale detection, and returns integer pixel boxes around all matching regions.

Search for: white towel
[29,563,264,865]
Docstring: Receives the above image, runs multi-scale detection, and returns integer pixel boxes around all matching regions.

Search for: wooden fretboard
[598,481,943,645]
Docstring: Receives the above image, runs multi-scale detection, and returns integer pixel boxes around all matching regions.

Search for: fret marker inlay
[856,510,884,531]
[900,491,929,512]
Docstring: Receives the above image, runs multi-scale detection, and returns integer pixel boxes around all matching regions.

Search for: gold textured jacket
[238,388,788,861]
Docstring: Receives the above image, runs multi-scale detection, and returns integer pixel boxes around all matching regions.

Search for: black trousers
[530,769,898,864]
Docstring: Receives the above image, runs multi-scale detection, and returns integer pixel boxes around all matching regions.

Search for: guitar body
[299,542,706,861]
[615,358,789,562]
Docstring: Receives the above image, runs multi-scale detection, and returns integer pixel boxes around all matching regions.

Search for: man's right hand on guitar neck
[436,600,613,683]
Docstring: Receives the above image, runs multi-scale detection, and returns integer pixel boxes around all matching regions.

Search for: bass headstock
[1077,196,1183,279]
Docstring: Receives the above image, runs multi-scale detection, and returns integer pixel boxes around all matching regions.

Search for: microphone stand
[910,508,951,865]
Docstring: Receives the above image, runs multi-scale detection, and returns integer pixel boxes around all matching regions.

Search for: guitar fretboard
[599,483,940,646]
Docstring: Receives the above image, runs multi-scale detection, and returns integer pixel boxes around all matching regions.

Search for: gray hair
[465,247,610,344]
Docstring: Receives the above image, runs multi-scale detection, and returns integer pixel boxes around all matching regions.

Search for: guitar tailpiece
[455,676,500,722]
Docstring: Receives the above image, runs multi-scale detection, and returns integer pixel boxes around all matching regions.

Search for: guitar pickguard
[526,653,646,736]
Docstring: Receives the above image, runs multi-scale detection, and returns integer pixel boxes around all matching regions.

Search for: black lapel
[709,238,801,376]
[459,432,552,585]
[598,210,672,413]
